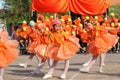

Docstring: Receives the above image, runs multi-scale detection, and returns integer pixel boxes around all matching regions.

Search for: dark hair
[117,32,120,37]
[100,21,104,25]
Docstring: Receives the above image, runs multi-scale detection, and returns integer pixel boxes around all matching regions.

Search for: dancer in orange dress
[19,21,41,68]
[80,21,118,73]
[29,15,53,74]
[20,20,53,75]
[31,23,53,75]
[43,20,80,79]
[81,16,106,68]
[0,26,18,49]
[0,26,19,80]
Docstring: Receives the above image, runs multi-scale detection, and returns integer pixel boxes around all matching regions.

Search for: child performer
[43,20,80,79]
[19,21,42,68]
[28,21,53,75]
[80,21,118,73]
[0,26,19,80]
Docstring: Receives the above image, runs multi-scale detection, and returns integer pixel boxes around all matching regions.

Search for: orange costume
[0,30,18,48]
[27,29,41,53]
[87,25,118,55]
[35,30,54,59]
[51,31,80,61]
[0,30,19,67]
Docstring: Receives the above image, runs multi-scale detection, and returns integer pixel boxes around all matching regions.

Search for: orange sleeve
[53,33,64,44]
[16,29,21,35]
[19,32,27,38]
[62,31,70,40]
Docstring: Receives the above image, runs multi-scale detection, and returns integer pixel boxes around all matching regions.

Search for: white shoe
[102,63,105,66]
[80,67,89,73]
[42,74,52,79]
[82,63,89,67]
[60,74,66,79]
[99,68,103,73]
[0,77,3,80]
[19,63,27,68]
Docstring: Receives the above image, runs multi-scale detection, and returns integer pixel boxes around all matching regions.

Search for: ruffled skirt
[0,47,19,67]
[87,33,118,55]
[35,44,54,59]
[52,36,80,61]
[5,40,19,48]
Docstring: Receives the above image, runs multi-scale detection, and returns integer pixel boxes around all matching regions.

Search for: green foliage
[3,0,32,25]
[109,4,120,17]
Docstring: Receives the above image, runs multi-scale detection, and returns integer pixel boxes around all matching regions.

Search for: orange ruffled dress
[35,31,54,59]
[0,30,18,48]
[52,31,80,61]
[0,40,19,67]
[27,29,41,53]
[87,25,118,55]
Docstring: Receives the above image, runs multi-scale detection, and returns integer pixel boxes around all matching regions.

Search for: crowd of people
[0,12,120,80]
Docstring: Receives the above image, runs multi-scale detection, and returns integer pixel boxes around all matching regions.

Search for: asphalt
[3,53,120,80]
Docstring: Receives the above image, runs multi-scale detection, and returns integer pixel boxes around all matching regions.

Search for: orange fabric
[44,33,54,44]
[26,27,32,35]
[80,32,88,43]
[16,28,21,35]
[27,29,41,53]
[108,30,118,35]
[0,40,18,67]
[87,25,118,55]
[32,0,69,13]
[35,44,54,59]
[53,32,64,44]
[19,31,27,38]
[105,0,111,8]
[0,41,6,47]
[70,0,108,15]
[73,19,81,26]
[32,0,109,15]
[29,29,40,41]
[62,31,70,40]
[52,36,80,61]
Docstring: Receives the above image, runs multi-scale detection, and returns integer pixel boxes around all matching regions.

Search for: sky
[0,0,5,9]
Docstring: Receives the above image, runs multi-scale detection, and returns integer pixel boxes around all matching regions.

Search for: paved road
[4,53,120,80]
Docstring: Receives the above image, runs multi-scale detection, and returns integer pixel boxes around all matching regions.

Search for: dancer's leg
[80,54,98,72]
[43,60,58,79]
[82,57,92,67]
[47,59,52,68]
[30,59,46,75]
[19,54,35,68]
[99,53,106,73]
[0,68,4,80]
[30,59,53,75]
[60,59,69,79]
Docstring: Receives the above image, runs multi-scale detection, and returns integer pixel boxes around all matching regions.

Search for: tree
[109,4,120,17]
[3,0,32,25]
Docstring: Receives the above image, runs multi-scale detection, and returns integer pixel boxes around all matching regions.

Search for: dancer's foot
[80,67,89,73]
[59,74,66,79]
[42,74,52,79]
[102,63,105,66]
[19,63,27,68]
[0,77,3,80]
[82,63,89,67]
[99,68,103,73]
